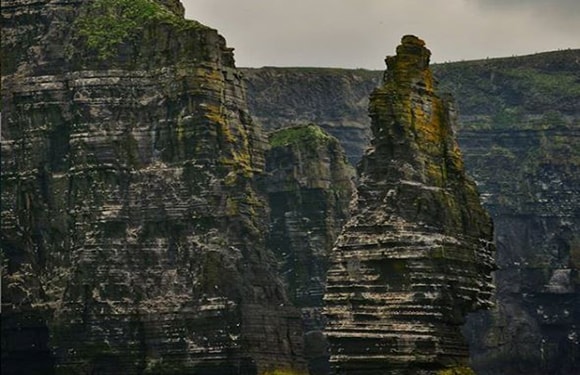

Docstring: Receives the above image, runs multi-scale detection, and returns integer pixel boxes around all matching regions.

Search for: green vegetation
[261,369,308,375]
[437,366,476,375]
[269,124,334,148]
[491,108,524,128]
[75,0,204,59]
[505,67,580,97]
[433,49,580,117]
[255,66,380,79]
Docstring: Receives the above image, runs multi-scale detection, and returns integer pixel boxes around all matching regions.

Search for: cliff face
[436,57,580,374]
[323,36,495,374]
[244,49,580,374]
[459,124,580,375]
[1,1,306,374]
[263,124,355,374]
[244,50,580,166]
[242,68,381,165]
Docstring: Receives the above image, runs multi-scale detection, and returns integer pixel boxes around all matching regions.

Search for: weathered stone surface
[323,35,495,373]
[157,0,185,16]
[263,124,355,374]
[459,125,580,375]
[1,1,306,374]
[244,49,580,374]
[242,67,381,165]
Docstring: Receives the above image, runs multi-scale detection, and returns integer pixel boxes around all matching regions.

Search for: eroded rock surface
[323,35,495,374]
[1,1,306,374]
[263,124,355,374]
[242,67,381,165]
[244,48,580,375]
[459,125,580,375]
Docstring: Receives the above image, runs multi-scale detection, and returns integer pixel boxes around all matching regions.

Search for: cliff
[242,68,381,165]
[458,117,580,374]
[244,49,580,374]
[243,49,580,165]
[263,124,355,374]
[323,35,495,373]
[1,1,306,374]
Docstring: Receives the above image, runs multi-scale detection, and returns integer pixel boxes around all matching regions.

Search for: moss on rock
[437,366,476,375]
[269,123,333,148]
[75,0,205,59]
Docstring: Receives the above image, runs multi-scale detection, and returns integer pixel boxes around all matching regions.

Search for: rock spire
[323,35,496,373]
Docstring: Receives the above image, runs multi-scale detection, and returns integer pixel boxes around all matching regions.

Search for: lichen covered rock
[1,1,306,374]
[323,35,495,373]
[243,49,580,374]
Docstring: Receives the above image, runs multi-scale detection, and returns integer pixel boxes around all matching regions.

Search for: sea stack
[323,35,496,373]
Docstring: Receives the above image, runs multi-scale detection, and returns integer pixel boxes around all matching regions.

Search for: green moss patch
[269,124,334,148]
[437,366,476,375]
[75,0,205,59]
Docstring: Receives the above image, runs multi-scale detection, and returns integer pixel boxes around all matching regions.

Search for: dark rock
[1,1,306,373]
[242,67,381,165]
[244,48,580,375]
[263,124,355,374]
[458,125,580,375]
[323,35,495,373]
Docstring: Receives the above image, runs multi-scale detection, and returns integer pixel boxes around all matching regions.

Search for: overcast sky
[182,0,580,69]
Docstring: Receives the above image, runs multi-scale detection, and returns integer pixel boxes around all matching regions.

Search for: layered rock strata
[243,68,381,165]
[459,125,580,375]
[263,124,355,374]
[1,1,306,374]
[244,49,580,374]
[323,36,495,373]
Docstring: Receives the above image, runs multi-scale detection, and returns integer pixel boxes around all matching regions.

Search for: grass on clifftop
[75,0,205,59]
[269,124,334,148]
[432,50,580,116]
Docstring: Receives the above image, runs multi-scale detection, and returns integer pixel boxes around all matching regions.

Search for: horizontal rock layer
[1,1,306,374]
[242,67,381,165]
[264,124,355,374]
[459,126,580,375]
[323,35,495,373]
[244,48,580,374]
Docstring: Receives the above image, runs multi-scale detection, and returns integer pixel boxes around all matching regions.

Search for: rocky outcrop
[244,49,580,374]
[323,35,495,373]
[1,1,306,374]
[263,124,355,374]
[395,51,580,375]
[243,50,580,166]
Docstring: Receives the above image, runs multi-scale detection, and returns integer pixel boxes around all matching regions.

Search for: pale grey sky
[182,0,580,69]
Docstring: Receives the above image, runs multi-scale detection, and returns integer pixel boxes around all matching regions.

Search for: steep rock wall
[1,1,306,374]
[323,35,495,374]
[459,124,580,375]
[243,50,580,166]
[244,49,580,374]
[263,124,355,374]
[242,68,380,165]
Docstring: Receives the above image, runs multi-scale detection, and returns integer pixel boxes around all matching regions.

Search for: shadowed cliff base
[263,124,355,374]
